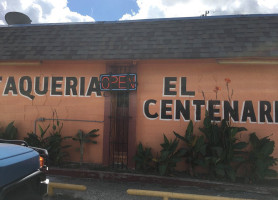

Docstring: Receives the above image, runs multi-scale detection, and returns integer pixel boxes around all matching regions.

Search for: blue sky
[68,0,139,21]
[0,0,278,25]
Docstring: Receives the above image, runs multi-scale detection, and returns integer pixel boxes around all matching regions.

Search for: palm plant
[72,129,99,164]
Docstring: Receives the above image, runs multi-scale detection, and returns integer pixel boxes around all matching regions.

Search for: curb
[47,168,277,196]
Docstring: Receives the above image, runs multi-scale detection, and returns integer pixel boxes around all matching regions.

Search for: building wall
[0,60,106,164]
[0,59,277,171]
[136,59,278,171]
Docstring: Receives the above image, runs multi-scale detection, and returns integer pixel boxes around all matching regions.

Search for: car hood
[0,143,34,160]
[0,143,39,188]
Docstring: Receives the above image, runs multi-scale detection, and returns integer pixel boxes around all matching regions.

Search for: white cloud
[0,0,94,25]
[120,0,278,20]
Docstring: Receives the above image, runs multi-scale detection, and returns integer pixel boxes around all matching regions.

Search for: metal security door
[109,91,129,168]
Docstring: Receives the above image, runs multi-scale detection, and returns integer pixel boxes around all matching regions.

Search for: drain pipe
[34,118,104,134]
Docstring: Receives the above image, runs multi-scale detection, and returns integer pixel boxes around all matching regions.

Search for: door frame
[102,63,137,168]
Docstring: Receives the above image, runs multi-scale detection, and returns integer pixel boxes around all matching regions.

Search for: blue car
[0,140,48,200]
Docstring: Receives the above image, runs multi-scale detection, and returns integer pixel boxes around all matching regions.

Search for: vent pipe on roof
[5,12,32,25]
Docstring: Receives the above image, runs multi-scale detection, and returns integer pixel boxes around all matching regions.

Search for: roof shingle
[0,14,278,60]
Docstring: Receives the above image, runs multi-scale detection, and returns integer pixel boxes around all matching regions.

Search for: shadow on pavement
[45,194,83,200]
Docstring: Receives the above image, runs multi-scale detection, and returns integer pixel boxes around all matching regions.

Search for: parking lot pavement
[44,175,278,200]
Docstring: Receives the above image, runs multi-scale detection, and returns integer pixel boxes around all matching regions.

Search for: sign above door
[100,73,137,91]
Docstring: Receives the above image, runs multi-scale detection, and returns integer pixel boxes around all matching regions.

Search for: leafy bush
[199,114,248,181]
[133,143,154,171]
[47,132,71,166]
[174,120,207,176]
[24,124,50,148]
[243,133,278,182]
[0,121,18,140]
[72,129,99,164]
[24,115,71,166]
[156,134,186,176]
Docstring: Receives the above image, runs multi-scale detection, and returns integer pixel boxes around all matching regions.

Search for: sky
[0,0,278,25]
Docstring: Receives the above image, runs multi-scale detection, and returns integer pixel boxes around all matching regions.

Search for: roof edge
[1,13,278,28]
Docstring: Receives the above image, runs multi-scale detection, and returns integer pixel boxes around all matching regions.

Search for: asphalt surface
[44,175,278,200]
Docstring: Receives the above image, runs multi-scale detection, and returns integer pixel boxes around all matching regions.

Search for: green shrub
[156,134,186,176]
[0,121,18,140]
[243,133,278,182]
[47,132,71,166]
[174,120,207,176]
[24,124,49,148]
[24,115,71,166]
[133,143,154,171]
[199,114,248,181]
